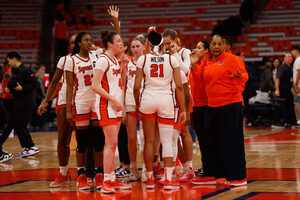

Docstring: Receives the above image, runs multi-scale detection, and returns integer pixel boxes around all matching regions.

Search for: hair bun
[148,31,163,46]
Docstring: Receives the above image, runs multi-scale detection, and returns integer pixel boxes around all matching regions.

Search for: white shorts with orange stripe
[139,92,174,125]
[55,88,66,113]
[95,98,122,126]
[72,99,97,127]
[125,105,139,118]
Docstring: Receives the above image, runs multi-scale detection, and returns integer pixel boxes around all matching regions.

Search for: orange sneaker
[111,178,132,190]
[94,173,103,189]
[50,173,70,188]
[101,180,115,194]
[146,177,155,189]
[76,174,90,190]
[154,162,164,179]
[224,178,247,187]
[163,179,180,190]
[191,176,216,185]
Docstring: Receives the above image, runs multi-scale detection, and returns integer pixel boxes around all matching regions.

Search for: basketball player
[65,32,104,191]
[163,30,195,182]
[37,34,77,188]
[121,35,146,181]
[92,30,132,194]
[134,31,186,190]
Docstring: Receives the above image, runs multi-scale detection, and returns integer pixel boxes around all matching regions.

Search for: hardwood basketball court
[1,126,300,199]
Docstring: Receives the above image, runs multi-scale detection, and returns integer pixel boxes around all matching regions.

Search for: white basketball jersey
[125,58,143,106]
[136,53,179,95]
[65,53,98,102]
[56,55,73,100]
[95,54,122,108]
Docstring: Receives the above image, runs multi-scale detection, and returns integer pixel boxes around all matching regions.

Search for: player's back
[139,53,177,95]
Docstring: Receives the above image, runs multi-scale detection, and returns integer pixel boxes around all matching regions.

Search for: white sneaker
[19,146,39,157]
[180,167,195,182]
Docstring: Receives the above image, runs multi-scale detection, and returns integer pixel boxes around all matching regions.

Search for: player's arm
[66,70,74,124]
[108,5,120,35]
[173,67,186,125]
[183,82,190,124]
[133,67,143,111]
[92,68,122,112]
[174,49,191,74]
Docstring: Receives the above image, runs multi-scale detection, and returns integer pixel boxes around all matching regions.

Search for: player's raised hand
[148,26,156,33]
[108,5,119,19]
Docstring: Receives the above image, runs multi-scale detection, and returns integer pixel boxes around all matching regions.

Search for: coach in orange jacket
[192,35,248,187]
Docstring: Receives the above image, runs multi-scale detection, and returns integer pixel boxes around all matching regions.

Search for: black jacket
[259,65,275,92]
[10,64,36,108]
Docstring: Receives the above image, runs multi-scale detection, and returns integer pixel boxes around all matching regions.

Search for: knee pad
[92,126,105,152]
[158,123,174,158]
[172,129,180,162]
[76,129,89,153]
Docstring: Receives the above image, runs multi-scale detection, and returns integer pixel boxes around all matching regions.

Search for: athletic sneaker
[114,166,123,174]
[154,163,164,179]
[141,168,147,183]
[159,173,165,185]
[19,146,39,157]
[146,177,155,189]
[180,167,195,182]
[101,180,115,194]
[111,178,132,189]
[115,167,130,178]
[0,152,13,163]
[194,168,203,176]
[94,173,103,189]
[163,179,180,190]
[129,167,139,181]
[76,174,90,190]
[50,173,70,188]
[224,178,247,187]
[191,176,216,185]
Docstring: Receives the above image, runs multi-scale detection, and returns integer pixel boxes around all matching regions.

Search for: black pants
[204,102,246,181]
[280,89,297,125]
[12,106,35,148]
[192,106,208,171]
[118,123,130,165]
[0,99,15,154]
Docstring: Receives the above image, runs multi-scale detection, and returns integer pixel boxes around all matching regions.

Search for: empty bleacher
[233,0,300,62]
[0,0,43,68]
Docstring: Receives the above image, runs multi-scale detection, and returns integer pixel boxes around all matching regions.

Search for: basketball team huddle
[38,6,248,194]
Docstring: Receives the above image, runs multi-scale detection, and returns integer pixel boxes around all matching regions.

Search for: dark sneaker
[115,167,130,178]
[0,152,13,163]
[19,146,39,157]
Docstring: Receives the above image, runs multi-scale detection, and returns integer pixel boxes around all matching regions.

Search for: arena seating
[233,0,300,61]
[1,0,299,65]
[70,0,242,54]
[0,0,43,68]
